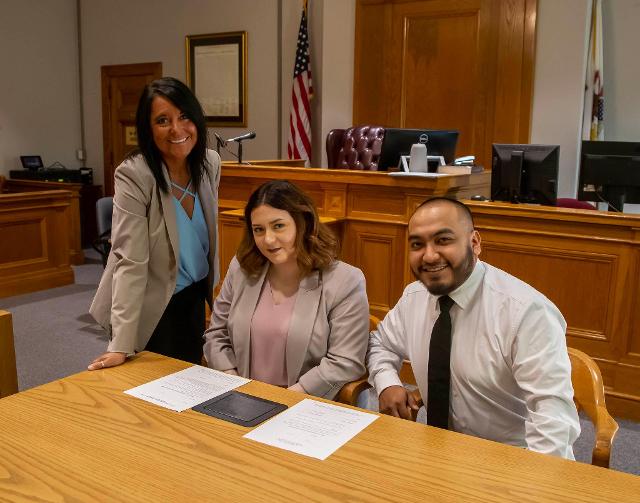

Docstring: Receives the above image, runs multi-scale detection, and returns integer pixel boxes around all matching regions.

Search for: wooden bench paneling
[218,165,640,419]
[0,310,18,398]
[0,191,74,298]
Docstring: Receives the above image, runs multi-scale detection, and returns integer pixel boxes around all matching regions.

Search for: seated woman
[204,180,369,399]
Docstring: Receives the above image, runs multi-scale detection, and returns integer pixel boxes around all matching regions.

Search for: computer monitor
[20,155,44,171]
[377,128,459,171]
[579,140,640,212]
[490,144,559,206]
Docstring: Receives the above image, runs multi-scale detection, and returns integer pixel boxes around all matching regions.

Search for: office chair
[338,346,618,464]
[567,347,618,468]
[0,310,19,398]
[336,314,379,406]
[92,196,113,267]
[326,125,385,170]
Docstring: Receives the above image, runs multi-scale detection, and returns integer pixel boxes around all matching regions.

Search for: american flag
[287,0,313,164]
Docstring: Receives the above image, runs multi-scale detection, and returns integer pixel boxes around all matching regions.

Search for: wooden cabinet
[6,180,103,264]
[0,191,74,298]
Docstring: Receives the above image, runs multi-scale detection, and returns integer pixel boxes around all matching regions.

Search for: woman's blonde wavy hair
[236,180,338,277]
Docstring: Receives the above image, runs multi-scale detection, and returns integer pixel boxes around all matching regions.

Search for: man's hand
[379,385,419,420]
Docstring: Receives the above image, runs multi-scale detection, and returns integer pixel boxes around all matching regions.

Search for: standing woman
[89,77,220,369]
[204,180,369,399]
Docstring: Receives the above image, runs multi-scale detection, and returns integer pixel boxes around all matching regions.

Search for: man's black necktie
[427,295,454,429]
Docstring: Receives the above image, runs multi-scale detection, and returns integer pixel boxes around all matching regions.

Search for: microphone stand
[236,140,245,164]
[211,132,253,164]
[225,140,250,164]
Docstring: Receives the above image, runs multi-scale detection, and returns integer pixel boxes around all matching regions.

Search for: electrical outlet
[76,149,86,161]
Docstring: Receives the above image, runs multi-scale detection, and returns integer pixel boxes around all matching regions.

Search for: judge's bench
[218,162,640,421]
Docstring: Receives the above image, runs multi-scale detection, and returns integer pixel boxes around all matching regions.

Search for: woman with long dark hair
[89,77,220,369]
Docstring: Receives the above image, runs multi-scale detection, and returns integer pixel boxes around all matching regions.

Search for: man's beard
[412,245,476,296]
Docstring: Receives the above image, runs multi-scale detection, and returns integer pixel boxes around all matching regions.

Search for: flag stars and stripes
[287,3,313,164]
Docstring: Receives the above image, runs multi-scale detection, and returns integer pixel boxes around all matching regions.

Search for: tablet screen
[205,393,277,422]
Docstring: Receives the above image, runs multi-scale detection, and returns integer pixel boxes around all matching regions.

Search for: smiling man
[366,197,580,459]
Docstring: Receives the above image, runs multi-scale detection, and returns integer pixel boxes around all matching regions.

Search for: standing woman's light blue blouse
[172,180,209,294]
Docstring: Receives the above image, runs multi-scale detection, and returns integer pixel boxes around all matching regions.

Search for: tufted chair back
[326,125,385,170]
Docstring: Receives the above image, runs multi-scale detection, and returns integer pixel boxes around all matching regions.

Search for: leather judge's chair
[556,198,596,210]
[326,125,385,170]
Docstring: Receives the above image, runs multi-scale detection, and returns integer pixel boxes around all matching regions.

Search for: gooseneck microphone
[222,131,256,163]
[226,131,256,142]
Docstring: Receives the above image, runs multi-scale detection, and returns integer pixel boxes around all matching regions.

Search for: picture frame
[186,31,247,127]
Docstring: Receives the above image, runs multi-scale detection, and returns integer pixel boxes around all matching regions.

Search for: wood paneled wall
[470,201,640,420]
[354,0,536,169]
[219,165,640,420]
[219,164,490,318]
[0,191,75,299]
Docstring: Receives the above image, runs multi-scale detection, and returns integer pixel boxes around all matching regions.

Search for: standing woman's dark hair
[134,77,209,193]
[237,180,338,276]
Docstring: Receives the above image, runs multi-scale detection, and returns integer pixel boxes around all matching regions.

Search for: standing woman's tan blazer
[90,149,221,354]
[204,257,370,399]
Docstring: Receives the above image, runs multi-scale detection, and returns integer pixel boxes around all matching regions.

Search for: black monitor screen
[491,144,559,206]
[579,140,640,212]
[378,129,459,171]
[20,155,44,171]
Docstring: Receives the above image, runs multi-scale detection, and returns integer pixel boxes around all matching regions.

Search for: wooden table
[0,352,638,502]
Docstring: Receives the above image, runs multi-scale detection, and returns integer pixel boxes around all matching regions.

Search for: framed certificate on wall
[186,31,247,127]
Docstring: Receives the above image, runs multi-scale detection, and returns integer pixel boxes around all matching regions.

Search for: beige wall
[530,0,590,197]
[0,0,82,178]
[80,0,279,187]
[3,1,637,193]
[603,0,640,141]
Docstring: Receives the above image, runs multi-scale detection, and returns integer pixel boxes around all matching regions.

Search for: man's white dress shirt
[367,260,580,459]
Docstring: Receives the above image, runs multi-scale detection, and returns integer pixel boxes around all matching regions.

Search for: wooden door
[101,62,162,196]
[353,0,536,170]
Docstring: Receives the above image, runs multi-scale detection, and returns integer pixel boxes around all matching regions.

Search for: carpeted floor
[1,248,638,476]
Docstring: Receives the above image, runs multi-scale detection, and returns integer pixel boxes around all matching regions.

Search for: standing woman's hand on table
[88,352,127,370]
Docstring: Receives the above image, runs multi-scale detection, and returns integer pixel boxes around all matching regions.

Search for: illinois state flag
[287,0,313,164]
[582,0,604,141]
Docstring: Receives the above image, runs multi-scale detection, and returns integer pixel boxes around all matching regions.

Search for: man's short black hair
[412,197,475,229]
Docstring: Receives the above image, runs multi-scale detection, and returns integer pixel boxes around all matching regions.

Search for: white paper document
[243,398,378,460]
[124,366,250,412]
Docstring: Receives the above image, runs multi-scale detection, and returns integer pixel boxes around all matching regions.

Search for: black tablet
[193,391,287,427]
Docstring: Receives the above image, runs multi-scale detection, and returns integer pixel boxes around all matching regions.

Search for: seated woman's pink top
[249,280,297,386]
